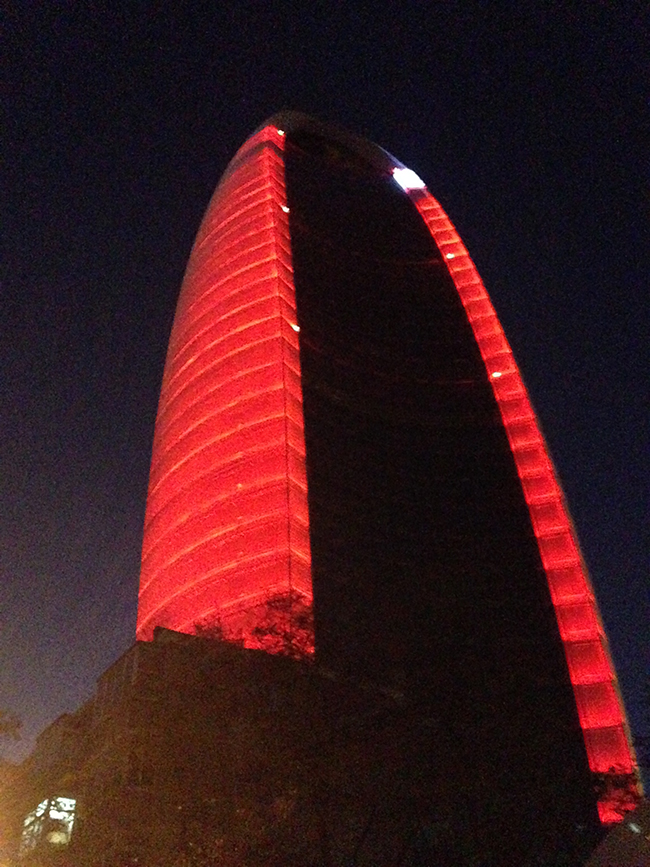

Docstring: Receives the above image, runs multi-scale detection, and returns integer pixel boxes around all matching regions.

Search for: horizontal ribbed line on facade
[192,232,279,282]
[145,452,309,537]
[158,331,293,425]
[190,238,294,299]
[194,204,278,264]
[195,188,273,252]
[143,525,312,595]
[176,578,313,620]
[174,584,314,636]
[156,358,302,454]
[156,384,307,467]
[147,405,287,498]
[142,493,310,577]
[153,357,285,446]
[200,159,283,226]
[163,302,291,397]
[141,504,309,585]
[140,538,312,621]
[163,318,285,400]
[197,164,287,234]
[168,270,296,363]
[197,219,291,267]
[148,436,308,522]
[143,456,308,561]
[196,170,273,231]
[195,217,291,275]
[149,408,288,494]
[173,254,289,333]
[164,290,297,390]
[152,378,306,473]
[141,549,313,620]
[148,407,307,508]
[181,243,294,314]
[194,195,274,259]
[155,368,290,459]
[167,263,294,366]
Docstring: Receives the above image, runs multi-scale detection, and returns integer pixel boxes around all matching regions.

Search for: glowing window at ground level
[20,797,76,854]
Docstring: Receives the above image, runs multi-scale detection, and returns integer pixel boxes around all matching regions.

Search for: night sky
[2,4,647,764]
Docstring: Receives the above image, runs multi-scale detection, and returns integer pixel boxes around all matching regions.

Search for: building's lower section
[6,630,637,867]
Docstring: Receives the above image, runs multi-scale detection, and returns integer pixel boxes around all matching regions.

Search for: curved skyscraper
[137,113,639,846]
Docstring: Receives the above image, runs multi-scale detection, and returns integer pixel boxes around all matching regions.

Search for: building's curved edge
[406,188,640,823]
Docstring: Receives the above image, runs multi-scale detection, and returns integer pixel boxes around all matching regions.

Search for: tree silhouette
[194,591,314,660]
[251,590,314,660]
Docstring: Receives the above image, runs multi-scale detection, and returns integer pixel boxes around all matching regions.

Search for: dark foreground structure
[12,114,639,866]
[12,630,461,867]
[6,630,643,867]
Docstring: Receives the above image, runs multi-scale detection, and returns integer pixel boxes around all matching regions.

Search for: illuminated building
[136,113,639,853]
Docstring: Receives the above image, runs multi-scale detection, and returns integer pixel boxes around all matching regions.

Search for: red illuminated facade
[138,125,311,641]
[137,113,639,838]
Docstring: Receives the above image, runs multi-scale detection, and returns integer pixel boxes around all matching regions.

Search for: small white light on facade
[446,253,455,259]
[276,129,285,136]
[392,166,426,192]
[290,323,300,332]
[491,371,503,379]
[281,205,290,213]
[628,822,641,834]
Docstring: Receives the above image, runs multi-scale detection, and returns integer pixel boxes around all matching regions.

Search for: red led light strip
[409,189,639,822]
[137,126,312,646]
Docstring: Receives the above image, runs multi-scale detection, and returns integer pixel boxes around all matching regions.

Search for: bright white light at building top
[392,166,427,192]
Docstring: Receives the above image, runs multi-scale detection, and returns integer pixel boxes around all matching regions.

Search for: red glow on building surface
[137,125,312,645]
[410,188,639,822]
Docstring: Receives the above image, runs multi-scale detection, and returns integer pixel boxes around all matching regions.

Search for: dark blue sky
[2,4,647,763]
